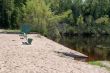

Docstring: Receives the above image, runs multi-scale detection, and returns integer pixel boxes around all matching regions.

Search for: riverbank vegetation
[1,0,110,38]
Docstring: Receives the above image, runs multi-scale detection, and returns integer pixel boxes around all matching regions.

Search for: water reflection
[58,36,110,61]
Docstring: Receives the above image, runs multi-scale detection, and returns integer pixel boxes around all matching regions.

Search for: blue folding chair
[20,24,32,45]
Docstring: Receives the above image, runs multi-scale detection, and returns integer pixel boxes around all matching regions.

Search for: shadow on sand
[54,51,88,61]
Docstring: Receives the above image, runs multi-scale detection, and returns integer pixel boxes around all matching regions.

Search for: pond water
[57,35,110,61]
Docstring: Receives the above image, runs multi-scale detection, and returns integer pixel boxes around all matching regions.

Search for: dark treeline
[0,0,110,37]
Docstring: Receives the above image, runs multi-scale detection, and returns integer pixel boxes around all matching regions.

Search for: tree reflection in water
[58,35,110,61]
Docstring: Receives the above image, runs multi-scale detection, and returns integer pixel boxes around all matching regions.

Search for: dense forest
[0,0,110,38]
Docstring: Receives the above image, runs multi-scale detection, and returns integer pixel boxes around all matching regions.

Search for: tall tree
[0,0,14,28]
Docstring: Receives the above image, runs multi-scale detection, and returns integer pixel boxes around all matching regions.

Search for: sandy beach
[0,34,109,73]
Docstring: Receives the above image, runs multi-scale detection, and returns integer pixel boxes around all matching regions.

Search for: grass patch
[88,61,105,67]
[0,29,20,33]
[3,29,20,33]
[88,61,110,71]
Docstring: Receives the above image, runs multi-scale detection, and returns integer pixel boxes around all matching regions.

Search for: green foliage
[95,15,110,25]
[1,0,110,37]
[77,15,84,25]
[47,24,61,39]
[88,61,110,71]
[21,0,52,35]
[21,0,71,36]
[89,61,103,66]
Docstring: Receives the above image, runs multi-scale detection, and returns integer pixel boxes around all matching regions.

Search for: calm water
[57,36,110,61]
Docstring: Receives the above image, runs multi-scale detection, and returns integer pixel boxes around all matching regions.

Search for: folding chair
[20,24,32,45]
